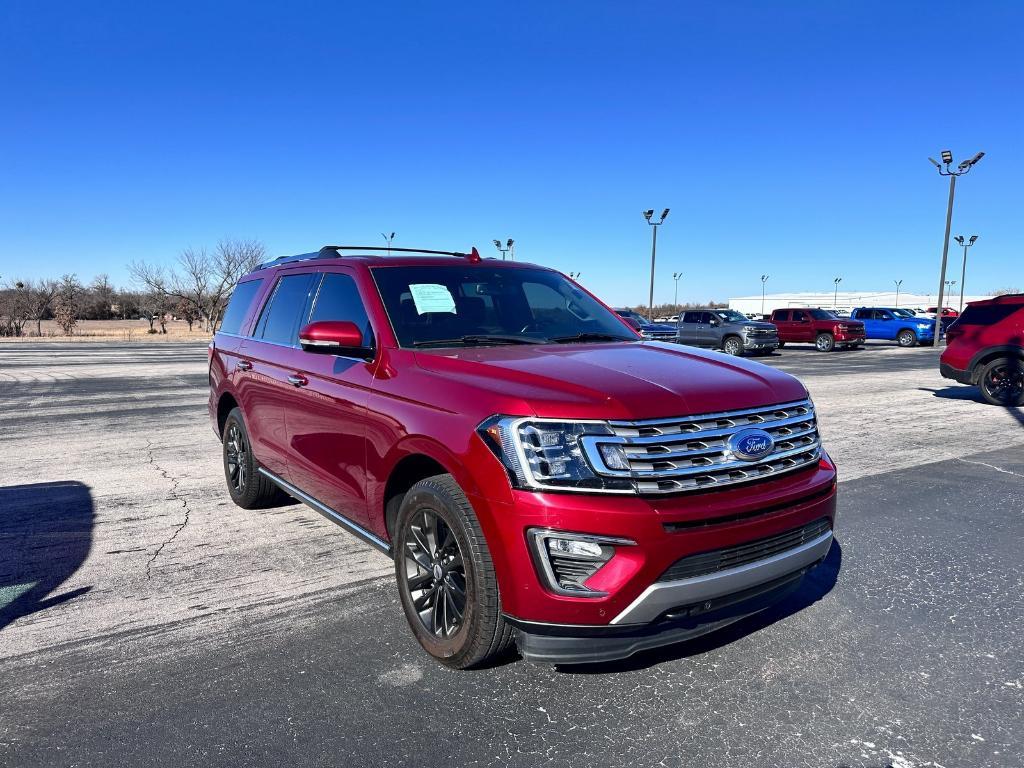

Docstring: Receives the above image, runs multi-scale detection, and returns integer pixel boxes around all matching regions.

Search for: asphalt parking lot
[1,341,1022,768]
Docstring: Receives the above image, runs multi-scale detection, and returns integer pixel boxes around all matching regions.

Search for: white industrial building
[728,290,990,317]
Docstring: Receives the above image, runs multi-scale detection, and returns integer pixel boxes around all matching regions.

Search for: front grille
[579,399,821,494]
[657,517,831,582]
[747,329,777,338]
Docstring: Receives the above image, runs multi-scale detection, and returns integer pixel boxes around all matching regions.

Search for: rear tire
[815,333,835,352]
[222,408,283,509]
[896,329,917,347]
[978,357,1024,406]
[394,474,514,669]
[722,336,743,356]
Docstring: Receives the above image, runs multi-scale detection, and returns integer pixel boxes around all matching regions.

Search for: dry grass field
[0,319,211,342]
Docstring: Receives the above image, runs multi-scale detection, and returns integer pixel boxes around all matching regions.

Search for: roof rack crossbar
[255,245,482,271]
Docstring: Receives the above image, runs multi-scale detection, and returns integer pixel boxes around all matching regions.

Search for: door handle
[235,360,253,372]
[287,374,308,387]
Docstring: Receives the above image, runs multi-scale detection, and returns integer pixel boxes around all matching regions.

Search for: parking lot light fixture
[569,271,581,280]
[760,274,769,316]
[643,208,670,321]
[381,232,396,256]
[929,148,984,345]
[493,239,512,260]
[833,277,842,311]
[672,272,682,310]
[894,279,903,308]
[955,234,978,312]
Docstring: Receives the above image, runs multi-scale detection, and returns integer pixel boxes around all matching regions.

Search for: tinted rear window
[254,273,318,345]
[219,279,263,335]
[956,304,1022,326]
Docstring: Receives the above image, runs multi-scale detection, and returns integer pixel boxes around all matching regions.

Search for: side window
[307,273,373,345]
[792,310,806,322]
[219,279,263,335]
[682,311,701,324]
[879,310,893,320]
[254,273,318,345]
[774,310,789,321]
[700,312,716,324]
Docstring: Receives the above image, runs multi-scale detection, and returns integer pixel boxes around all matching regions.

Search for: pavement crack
[144,439,193,579]
[956,457,1024,478]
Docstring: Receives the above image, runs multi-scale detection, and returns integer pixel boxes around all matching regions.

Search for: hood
[742,321,777,331]
[413,341,808,421]
[640,321,677,332]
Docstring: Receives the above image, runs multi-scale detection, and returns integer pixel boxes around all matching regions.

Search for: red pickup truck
[770,308,865,352]
[209,245,837,667]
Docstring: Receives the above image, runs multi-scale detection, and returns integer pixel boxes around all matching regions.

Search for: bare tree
[53,274,82,336]
[88,274,117,320]
[0,281,31,337]
[176,297,201,331]
[25,279,58,336]
[129,239,265,332]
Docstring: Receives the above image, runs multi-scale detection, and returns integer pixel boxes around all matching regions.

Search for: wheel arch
[216,391,240,437]
[969,345,1024,383]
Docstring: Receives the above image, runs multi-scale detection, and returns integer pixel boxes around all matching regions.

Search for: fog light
[528,529,635,597]
[598,443,630,471]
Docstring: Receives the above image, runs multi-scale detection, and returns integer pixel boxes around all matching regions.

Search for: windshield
[715,309,749,323]
[809,309,837,320]
[371,265,638,348]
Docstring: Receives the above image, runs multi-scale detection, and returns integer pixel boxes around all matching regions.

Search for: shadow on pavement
[556,540,843,674]
[0,481,94,632]
[920,385,982,401]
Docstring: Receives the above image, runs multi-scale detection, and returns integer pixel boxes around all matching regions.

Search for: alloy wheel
[225,422,249,493]
[403,509,467,638]
[983,362,1024,405]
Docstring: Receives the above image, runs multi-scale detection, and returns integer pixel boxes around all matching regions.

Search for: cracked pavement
[0,341,1021,767]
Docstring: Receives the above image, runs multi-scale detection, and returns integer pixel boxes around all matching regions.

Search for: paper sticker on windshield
[409,284,456,314]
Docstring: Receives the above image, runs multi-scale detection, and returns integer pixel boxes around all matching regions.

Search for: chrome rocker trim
[257,467,393,557]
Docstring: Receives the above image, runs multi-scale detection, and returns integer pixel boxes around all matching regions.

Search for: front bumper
[513,568,812,664]
[742,335,779,350]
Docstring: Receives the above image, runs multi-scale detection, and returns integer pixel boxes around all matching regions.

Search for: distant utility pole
[833,277,842,310]
[760,274,769,316]
[928,148,985,345]
[493,238,514,260]
[672,272,682,310]
[381,232,395,256]
[894,279,903,308]
[953,234,978,312]
[643,208,670,321]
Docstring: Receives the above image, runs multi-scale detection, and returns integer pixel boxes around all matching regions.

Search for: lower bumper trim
[940,361,972,384]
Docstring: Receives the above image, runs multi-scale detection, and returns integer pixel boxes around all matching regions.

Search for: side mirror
[298,320,374,359]
[709,318,720,327]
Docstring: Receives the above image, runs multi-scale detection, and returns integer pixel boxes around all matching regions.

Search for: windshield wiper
[413,334,546,348]
[547,332,634,344]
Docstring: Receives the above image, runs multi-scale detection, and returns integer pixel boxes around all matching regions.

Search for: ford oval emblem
[729,428,775,462]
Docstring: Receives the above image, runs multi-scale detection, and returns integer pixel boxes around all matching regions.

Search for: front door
[283,269,377,528]
[790,309,813,342]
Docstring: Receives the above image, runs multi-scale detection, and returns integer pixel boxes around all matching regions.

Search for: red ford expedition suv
[940,293,1024,406]
[209,245,838,667]
[770,308,865,352]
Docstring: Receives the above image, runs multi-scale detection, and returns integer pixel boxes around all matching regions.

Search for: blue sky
[0,1,1020,306]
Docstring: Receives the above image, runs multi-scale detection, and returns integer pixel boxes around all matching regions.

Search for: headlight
[743,325,759,332]
[477,416,634,492]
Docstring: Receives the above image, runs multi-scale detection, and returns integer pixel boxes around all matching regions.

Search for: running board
[257,467,393,558]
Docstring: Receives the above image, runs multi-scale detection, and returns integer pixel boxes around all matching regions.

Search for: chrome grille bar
[579,399,821,495]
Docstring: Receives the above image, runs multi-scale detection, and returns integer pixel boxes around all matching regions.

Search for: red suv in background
[209,245,837,667]
[769,308,865,352]
[940,294,1024,406]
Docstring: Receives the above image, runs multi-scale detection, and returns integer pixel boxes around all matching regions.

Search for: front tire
[722,336,743,356]
[979,357,1024,406]
[815,333,835,352]
[897,329,917,347]
[222,408,282,509]
[394,474,514,669]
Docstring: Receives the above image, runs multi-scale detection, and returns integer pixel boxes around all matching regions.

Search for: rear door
[677,311,702,345]
[282,269,377,527]
[852,309,876,338]
[772,310,792,340]
[235,270,319,477]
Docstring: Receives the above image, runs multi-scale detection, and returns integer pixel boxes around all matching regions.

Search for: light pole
[643,208,670,321]
[381,232,395,256]
[953,234,978,312]
[672,272,682,311]
[492,239,513,260]
[928,149,984,344]
[760,274,769,316]
[945,279,957,298]
[894,279,903,308]
[833,277,842,310]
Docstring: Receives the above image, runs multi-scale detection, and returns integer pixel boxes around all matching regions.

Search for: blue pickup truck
[849,307,938,347]
[614,309,678,342]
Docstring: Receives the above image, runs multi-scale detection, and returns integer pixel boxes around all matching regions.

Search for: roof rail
[255,245,482,271]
